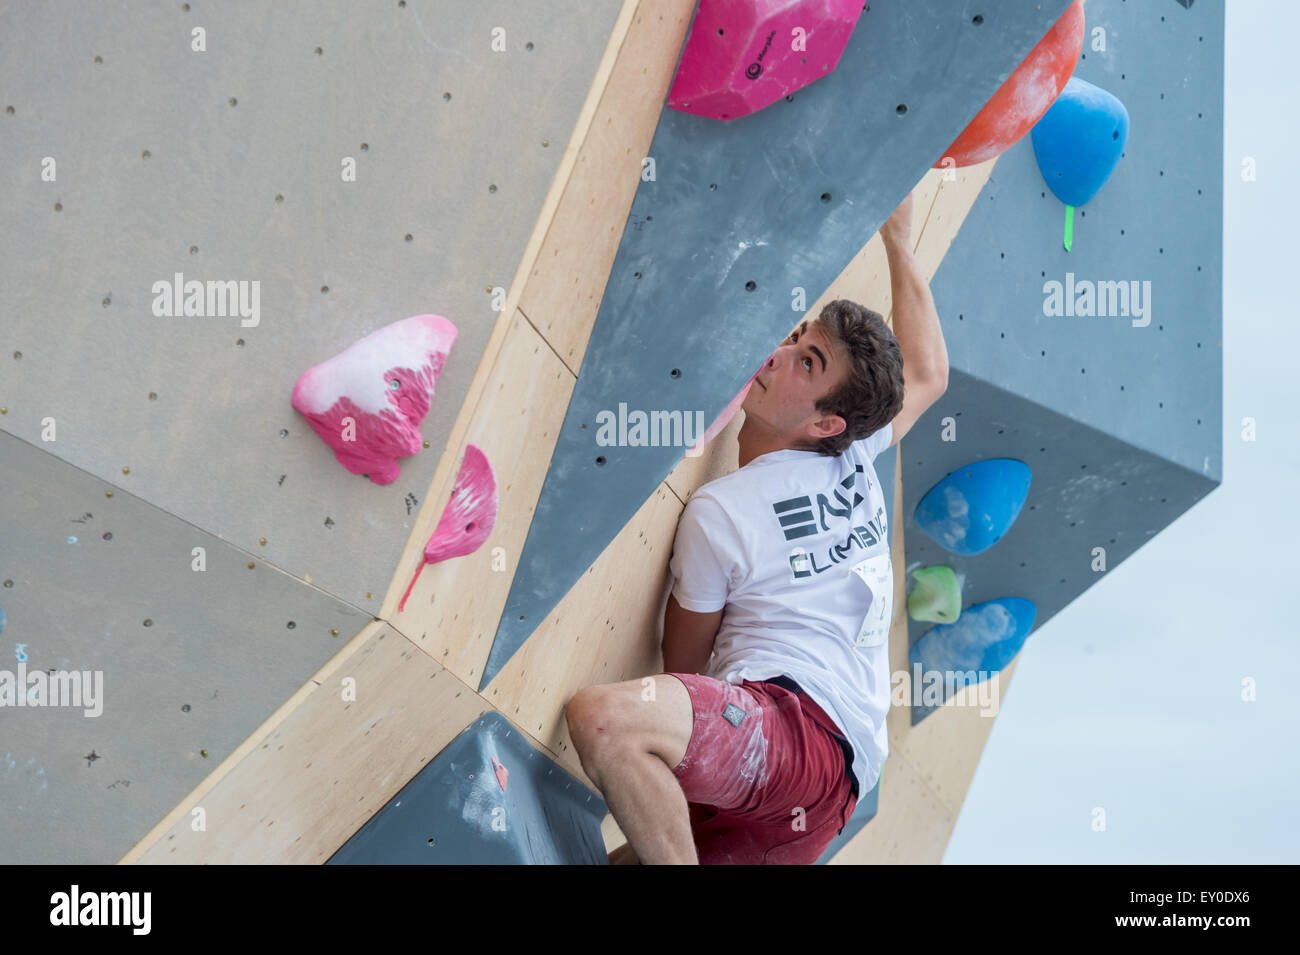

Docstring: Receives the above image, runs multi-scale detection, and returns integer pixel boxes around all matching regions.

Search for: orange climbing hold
[934,0,1085,169]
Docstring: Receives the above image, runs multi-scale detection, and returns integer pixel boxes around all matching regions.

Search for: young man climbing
[564,190,949,864]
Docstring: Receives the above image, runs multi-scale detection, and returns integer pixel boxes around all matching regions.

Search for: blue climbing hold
[912,597,1037,677]
[1031,75,1130,208]
[909,597,1037,720]
[0,604,6,637]
[914,459,1031,556]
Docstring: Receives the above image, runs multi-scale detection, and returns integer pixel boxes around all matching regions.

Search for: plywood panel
[518,0,699,374]
[482,484,685,772]
[663,411,742,504]
[127,625,556,864]
[389,309,575,688]
[899,660,1019,820]
[827,746,955,865]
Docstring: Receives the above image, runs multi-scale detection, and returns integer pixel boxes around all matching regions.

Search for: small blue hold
[914,458,1032,556]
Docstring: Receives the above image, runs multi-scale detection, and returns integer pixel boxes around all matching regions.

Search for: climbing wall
[0,0,622,863]
[103,0,984,864]
[901,0,1223,720]
[1,0,1223,867]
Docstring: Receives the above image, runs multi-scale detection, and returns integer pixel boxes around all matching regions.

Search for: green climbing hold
[908,565,962,624]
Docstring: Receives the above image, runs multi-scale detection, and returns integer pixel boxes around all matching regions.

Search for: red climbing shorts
[665,672,858,865]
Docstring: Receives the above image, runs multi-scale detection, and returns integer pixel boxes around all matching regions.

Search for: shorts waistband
[763,674,859,801]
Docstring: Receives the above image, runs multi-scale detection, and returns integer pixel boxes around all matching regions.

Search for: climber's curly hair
[803,299,905,457]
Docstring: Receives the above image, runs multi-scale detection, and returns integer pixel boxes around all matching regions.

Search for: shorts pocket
[760,813,843,865]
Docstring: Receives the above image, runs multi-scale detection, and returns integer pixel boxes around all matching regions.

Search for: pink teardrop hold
[426,444,498,563]
[397,444,498,612]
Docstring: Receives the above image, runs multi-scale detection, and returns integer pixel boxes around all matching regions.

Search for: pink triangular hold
[398,444,499,611]
[491,757,509,792]
[291,314,457,485]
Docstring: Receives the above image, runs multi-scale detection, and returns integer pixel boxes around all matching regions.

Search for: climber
[565,190,949,865]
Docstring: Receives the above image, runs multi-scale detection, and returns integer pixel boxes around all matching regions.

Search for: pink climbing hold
[423,444,497,564]
[491,757,509,793]
[933,0,1085,168]
[398,443,498,612]
[685,356,768,458]
[667,0,866,121]
[291,314,457,485]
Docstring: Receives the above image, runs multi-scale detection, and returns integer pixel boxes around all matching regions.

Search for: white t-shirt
[668,422,894,797]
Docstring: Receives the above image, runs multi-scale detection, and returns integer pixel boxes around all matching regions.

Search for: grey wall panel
[328,711,607,865]
[901,0,1222,723]
[484,0,1076,689]
[928,0,1223,480]
[0,0,623,608]
[0,431,371,864]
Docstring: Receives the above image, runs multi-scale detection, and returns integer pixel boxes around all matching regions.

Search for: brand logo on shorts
[722,702,746,727]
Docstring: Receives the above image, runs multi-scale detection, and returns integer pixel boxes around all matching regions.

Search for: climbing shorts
[665,672,858,865]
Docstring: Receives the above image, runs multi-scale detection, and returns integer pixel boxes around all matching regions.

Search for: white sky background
[944,0,1299,864]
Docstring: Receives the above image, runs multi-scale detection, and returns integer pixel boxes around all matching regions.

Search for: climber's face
[741,319,848,449]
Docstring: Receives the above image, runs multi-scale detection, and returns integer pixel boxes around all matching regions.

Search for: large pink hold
[667,0,865,121]
[398,444,498,612]
[291,314,457,485]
